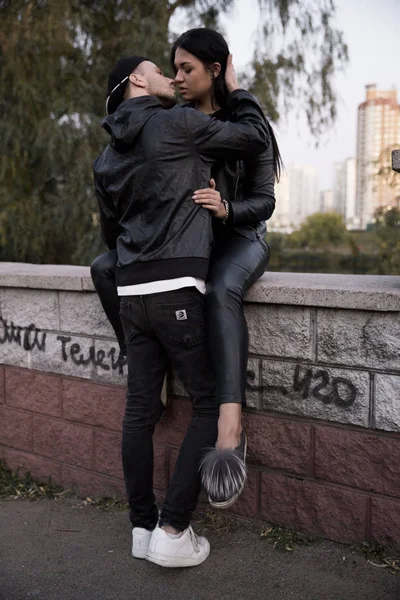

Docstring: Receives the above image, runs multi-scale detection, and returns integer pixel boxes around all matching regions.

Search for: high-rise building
[356,85,400,228]
[270,171,291,232]
[269,163,319,231]
[289,163,319,227]
[333,162,346,215]
[320,190,333,213]
[333,158,357,228]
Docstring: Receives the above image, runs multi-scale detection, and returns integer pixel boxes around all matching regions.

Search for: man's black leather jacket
[93,90,269,287]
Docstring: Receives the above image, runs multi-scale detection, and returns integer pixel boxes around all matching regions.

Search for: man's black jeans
[119,287,218,532]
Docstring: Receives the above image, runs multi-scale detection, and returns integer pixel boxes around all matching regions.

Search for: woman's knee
[90,249,117,283]
[205,276,243,308]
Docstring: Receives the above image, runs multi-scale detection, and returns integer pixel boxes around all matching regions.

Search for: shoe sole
[132,549,148,559]
[146,544,210,568]
[209,433,248,510]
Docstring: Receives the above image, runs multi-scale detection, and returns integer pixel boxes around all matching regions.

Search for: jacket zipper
[234,164,262,239]
[233,166,240,203]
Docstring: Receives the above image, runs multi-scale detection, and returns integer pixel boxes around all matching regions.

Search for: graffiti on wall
[0,317,46,351]
[246,364,357,408]
[0,317,126,374]
[0,316,360,399]
[57,335,126,373]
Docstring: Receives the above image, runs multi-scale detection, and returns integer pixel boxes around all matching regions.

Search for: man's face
[138,61,176,106]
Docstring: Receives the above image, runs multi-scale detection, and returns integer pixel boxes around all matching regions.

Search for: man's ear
[129,73,146,89]
[210,62,222,78]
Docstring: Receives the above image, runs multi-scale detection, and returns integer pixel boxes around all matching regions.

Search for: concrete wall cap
[0,262,93,292]
[245,272,400,311]
[0,262,399,312]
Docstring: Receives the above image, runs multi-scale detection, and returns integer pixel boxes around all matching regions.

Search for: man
[93,55,268,568]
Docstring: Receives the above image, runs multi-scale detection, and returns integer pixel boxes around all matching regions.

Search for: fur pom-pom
[200,447,247,503]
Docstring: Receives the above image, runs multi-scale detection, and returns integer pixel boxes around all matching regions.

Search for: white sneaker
[146,525,210,568]
[132,527,153,559]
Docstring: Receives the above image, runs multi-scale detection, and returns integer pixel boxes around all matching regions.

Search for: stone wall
[0,263,399,548]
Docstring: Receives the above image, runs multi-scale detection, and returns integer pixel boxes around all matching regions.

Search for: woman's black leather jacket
[212,107,276,242]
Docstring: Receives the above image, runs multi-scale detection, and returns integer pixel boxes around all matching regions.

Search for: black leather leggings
[91,234,270,405]
[91,249,126,355]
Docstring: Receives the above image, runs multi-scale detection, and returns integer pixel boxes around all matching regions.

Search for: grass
[196,509,234,534]
[260,525,400,575]
[260,524,321,552]
[0,461,64,500]
[359,541,387,561]
[357,542,400,575]
[73,496,128,511]
[0,461,126,509]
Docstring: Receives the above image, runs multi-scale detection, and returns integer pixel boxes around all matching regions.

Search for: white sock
[166,531,183,539]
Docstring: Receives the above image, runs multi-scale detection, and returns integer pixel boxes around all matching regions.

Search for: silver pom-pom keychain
[200,432,247,509]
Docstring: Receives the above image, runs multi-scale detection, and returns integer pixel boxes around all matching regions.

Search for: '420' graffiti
[247,364,357,408]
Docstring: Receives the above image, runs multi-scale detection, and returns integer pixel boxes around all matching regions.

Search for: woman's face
[174,47,219,103]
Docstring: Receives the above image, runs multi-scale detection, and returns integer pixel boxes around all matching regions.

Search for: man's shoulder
[160,103,207,125]
[157,104,186,119]
[93,145,111,175]
[148,104,201,138]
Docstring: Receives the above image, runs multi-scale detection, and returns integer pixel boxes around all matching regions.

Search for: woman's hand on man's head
[225,54,239,94]
[192,179,227,220]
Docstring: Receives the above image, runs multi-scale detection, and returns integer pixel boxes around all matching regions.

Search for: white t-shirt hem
[117,277,206,296]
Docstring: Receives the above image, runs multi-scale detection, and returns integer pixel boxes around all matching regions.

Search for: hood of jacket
[101,96,162,151]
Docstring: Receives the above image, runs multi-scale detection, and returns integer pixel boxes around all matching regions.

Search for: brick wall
[1,364,400,549]
[0,265,399,548]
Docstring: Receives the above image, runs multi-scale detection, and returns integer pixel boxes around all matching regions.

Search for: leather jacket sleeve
[229,148,276,225]
[93,175,120,250]
[185,90,269,161]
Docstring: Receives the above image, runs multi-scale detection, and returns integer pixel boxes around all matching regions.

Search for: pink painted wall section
[1,365,400,550]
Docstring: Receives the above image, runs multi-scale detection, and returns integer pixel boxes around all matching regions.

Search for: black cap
[106,56,148,115]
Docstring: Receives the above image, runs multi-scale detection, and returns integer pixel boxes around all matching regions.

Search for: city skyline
[169,0,400,230]
[333,157,357,228]
[270,163,319,232]
[269,84,400,231]
[217,0,400,189]
[356,85,400,228]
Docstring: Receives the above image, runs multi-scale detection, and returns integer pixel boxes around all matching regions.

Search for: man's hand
[225,54,239,94]
[192,179,227,219]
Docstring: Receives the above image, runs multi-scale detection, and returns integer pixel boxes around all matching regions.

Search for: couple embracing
[92,27,281,568]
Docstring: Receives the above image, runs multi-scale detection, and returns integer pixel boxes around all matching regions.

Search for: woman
[171,29,281,508]
[91,28,282,509]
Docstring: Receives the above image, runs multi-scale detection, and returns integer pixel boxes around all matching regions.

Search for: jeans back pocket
[156,295,206,349]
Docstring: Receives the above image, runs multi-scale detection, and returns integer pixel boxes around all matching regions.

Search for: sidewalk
[0,498,399,600]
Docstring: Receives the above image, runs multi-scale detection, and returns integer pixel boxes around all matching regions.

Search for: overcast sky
[219,0,400,189]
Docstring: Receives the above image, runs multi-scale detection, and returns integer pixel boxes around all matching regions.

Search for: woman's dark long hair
[171,27,283,181]
[171,28,230,113]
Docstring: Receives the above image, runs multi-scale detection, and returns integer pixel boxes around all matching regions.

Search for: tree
[0,0,348,265]
[288,211,347,250]
[373,144,400,214]
[373,206,400,275]
[241,0,348,136]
